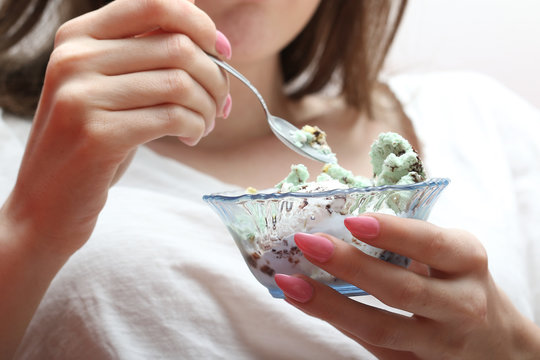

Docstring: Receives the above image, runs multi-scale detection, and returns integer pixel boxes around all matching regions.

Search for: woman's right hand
[2,0,230,257]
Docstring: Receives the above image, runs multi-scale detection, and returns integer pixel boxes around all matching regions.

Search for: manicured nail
[294,233,334,263]
[215,30,232,60]
[274,274,313,303]
[344,216,380,240]
[221,94,232,119]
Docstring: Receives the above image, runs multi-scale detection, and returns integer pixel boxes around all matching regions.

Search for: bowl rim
[203,177,450,203]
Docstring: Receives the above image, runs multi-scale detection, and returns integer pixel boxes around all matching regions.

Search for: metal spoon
[208,55,337,164]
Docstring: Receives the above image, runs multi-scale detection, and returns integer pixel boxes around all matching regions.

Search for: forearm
[0,198,72,359]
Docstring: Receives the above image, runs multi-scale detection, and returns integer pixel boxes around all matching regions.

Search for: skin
[282,215,540,359]
[0,0,538,358]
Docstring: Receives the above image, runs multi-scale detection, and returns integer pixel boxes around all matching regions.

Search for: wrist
[0,194,73,269]
[0,197,72,358]
[1,184,91,259]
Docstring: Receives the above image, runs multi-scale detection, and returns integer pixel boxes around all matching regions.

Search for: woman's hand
[3,0,231,256]
[275,214,540,359]
[1,1,230,355]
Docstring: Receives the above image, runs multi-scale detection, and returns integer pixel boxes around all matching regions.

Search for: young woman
[1,0,539,358]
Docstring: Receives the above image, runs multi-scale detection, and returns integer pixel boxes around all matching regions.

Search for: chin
[198,1,319,64]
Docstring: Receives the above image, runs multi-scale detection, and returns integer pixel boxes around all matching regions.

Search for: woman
[1,0,539,358]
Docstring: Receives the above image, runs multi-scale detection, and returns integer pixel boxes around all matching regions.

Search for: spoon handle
[206,54,337,164]
[207,55,270,116]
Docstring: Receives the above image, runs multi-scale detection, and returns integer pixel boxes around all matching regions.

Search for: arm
[0,0,230,356]
[275,214,540,359]
[0,205,71,358]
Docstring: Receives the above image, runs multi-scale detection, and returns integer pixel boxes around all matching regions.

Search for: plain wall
[385,0,540,109]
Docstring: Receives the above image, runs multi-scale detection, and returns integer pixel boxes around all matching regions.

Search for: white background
[385,0,540,109]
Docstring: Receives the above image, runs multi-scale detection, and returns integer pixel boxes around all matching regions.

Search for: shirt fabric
[2,72,539,359]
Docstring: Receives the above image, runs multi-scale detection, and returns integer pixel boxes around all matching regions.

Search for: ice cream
[203,131,448,297]
[290,125,337,164]
[237,132,426,293]
[370,132,425,186]
[275,132,425,193]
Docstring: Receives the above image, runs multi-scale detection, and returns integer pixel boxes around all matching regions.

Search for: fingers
[81,34,229,113]
[46,17,231,145]
[336,328,420,360]
[91,105,207,147]
[56,0,220,57]
[344,214,488,274]
[293,233,459,320]
[87,33,226,82]
[276,274,431,353]
[100,69,216,121]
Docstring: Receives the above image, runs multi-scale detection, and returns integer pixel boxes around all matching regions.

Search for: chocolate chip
[247,253,258,268]
[260,265,275,277]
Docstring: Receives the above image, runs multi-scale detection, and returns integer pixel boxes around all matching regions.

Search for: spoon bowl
[208,55,337,164]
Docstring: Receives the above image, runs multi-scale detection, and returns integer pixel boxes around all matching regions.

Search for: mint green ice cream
[319,163,372,188]
[274,132,425,193]
[275,164,310,192]
[290,125,337,163]
[370,132,425,186]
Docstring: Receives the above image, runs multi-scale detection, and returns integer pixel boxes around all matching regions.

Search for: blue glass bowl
[203,178,449,298]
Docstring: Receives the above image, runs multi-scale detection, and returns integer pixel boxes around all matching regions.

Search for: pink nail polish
[215,30,232,60]
[221,94,232,119]
[294,233,334,263]
[344,216,380,240]
[274,274,313,303]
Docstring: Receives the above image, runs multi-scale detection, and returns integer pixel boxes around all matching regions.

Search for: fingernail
[177,136,198,146]
[221,94,232,119]
[274,274,313,303]
[203,120,215,136]
[215,30,232,60]
[294,233,334,263]
[344,216,380,240]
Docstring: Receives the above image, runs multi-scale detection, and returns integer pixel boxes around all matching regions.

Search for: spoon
[208,55,337,164]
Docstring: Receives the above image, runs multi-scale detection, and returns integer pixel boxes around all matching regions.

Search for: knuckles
[363,324,402,348]
[46,84,119,151]
[54,18,79,46]
[41,0,223,151]
[46,40,99,87]
[47,44,84,80]
[139,0,217,49]
[461,290,489,327]
[467,240,489,274]
[165,34,198,65]
[139,0,189,22]
[391,276,426,310]
[50,82,90,118]
[452,228,489,273]
[164,70,217,127]
[163,104,206,143]
[165,69,192,101]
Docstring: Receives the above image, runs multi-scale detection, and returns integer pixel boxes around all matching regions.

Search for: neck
[197,55,293,149]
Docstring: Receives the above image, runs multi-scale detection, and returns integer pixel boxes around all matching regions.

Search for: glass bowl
[203,178,449,298]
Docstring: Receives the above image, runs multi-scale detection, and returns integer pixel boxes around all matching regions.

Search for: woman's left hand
[274,214,540,359]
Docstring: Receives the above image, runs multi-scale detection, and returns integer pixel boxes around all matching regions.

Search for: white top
[2,72,539,359]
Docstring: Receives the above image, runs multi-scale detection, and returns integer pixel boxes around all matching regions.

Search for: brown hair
[0,0,110,116]
[282,0,407,118]
[0,0,407,117]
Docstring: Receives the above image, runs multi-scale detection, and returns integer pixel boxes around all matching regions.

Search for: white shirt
[2,72,539,359]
